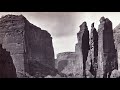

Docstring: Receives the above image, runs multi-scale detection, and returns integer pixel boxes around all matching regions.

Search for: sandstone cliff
[55,52,77,77]
[75,22,89,78]
[1,14,120,78]
[97,17,118,78]
[55,22,90,78]
[0,44,17,78]
[0,14,55,78]
[86,23,98,78]
[114,24,120,72]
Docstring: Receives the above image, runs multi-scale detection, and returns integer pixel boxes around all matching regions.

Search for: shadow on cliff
[0,44,17,78]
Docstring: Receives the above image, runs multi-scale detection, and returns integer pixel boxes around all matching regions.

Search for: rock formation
[1,14,120,78]
[86,23,98,78]
[0,15,55,78]
[110,69,120,78]
[0,44,17,78]
[75,22,89,78]
[97,17,118,78]
[86,70,94,78]
[55,22,89,78]
[55,52,77,77]
[55,17,120,78]
[114,24,120,71]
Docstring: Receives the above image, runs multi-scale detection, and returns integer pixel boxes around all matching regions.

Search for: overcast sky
[0,12,120,58]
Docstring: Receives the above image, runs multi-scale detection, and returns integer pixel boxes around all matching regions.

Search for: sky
[0,12,120,58]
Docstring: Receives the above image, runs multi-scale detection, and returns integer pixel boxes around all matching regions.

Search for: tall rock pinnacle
[75,22,89,78]
[97,17,118,78]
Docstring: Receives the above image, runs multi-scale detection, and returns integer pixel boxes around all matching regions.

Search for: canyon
[0,14,120,78]
[56,16,120,78]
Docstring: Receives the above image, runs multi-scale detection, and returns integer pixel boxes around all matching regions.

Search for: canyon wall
[56,22,89,78]
[0,15,55,78]
[75,22,89,78]
[114,24,120,72]
[0,14,119,78]
[55,52,77,77]
[97,17,118,78]
[0,44,17,78]
[86,23,98,78]
[56,17,119,78]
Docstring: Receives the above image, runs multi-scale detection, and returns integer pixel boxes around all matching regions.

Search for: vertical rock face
[0,15,26,77]
[97,17,118,78]
[55,52,77,77]
[75,22,89,77]
[0,44,17,78]
[0,15,55,78]
[114,24,120,71]
[24,18,55,77]
[86,23,98,78]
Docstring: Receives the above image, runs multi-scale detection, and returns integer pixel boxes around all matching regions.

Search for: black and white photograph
[0,12,120,78]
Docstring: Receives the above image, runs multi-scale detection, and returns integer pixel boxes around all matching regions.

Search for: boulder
[86,70,94,78]
[110,69,120,78]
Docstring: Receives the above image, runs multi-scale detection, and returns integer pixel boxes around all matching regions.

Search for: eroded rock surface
[0,44,17,78]
[75,22,89,78]
[110,69,120,78]
[56,52,77,77]
[86,23,98,78]
[0,14,55,78]
[97,17,118,78]
[114,24,120,71]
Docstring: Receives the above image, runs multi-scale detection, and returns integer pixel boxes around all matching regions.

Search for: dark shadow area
[0,44,17,78]
[89,23,98,78]
[81,23,89,78]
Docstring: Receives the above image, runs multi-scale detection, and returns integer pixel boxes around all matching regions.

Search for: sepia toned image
[0,12,120,78]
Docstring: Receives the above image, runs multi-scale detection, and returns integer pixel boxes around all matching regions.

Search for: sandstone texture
[55,17,120,78]
[56,52,77,77]
[86,23,98,78]
[75,22,89,78]
[0,15,55,78]
[97,17,118,78]
[86,70,94,78]
[56,22,90,78]
[1,14,120,78]
[114,24,120,71]
[110,69,120,78]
